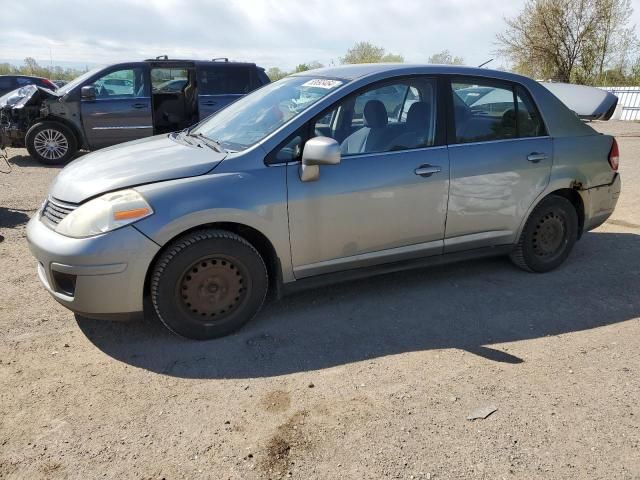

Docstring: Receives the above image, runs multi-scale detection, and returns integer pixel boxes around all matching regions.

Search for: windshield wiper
[187,132,225,153]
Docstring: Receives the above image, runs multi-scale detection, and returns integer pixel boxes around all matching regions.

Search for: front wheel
[150,229,268,340]
[26,121,78,165]
[510,195,579,272]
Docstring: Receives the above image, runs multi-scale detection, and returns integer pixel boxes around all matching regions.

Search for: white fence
[599,86,640,121]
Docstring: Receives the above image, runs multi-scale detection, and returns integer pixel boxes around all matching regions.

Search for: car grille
[41,197,78,228]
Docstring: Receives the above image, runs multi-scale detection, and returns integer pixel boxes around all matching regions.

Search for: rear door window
[451,80,517,143]
[198,66,252,95]
[516,86,547,137]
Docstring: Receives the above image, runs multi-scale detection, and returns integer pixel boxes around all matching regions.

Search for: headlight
[55,189,153,238]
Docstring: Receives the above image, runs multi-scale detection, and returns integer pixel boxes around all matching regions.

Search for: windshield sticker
[302,79,343,89]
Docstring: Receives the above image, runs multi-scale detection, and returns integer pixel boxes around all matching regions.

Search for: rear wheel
[150,229,268,340]
[26,121,78,165]
[510,195,578,272]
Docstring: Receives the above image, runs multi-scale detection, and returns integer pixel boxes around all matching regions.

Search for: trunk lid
[540,82,618,121]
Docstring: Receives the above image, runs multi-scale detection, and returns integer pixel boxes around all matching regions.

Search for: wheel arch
[517,183,586,242]
[547,188,585,237]
[143,221,283,302]
[40,116,85,147]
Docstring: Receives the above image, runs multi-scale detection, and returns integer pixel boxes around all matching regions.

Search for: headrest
[406,102,430,129]
[364,100,388,128]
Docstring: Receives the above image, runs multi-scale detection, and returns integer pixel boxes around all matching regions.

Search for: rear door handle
[527,152,548,163]
[131,103,148,109]
[202,101,218,106]
[414,165,441,177]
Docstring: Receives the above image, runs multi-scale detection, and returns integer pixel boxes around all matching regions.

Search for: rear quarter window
[198,66,253,95]
[0,77,14,89]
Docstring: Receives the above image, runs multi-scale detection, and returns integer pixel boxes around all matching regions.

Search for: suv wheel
[26,121,78,165]
[510,195,579,272]
[150,229,269,340]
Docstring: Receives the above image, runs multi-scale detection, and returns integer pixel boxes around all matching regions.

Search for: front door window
[88,68,148,99]
[313,78,438,155]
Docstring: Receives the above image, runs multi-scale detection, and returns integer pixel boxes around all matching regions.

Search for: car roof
[292,63,536,85]
[0,74,48,80]
[142,58,259,67]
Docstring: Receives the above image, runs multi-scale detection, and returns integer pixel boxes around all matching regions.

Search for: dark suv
[0,75,58,96]
[0,57,269,164]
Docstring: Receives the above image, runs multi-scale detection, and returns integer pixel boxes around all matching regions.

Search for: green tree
[266,67,288,81]
[340,41,404,64]
[0,63,14,75]
[427,50,464,65]
[294,61,324,73]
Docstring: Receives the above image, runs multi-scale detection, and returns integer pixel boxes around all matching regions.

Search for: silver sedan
[27,64,621,339]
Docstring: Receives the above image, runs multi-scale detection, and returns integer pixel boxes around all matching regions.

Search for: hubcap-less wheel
[179,257,248,320]
[33,129,68,161]
[150,229,269,339]
[532,213,566,258]
[510,195,578,273]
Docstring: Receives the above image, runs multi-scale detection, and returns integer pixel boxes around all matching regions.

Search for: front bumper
[26,214,160,319]
[582,173,621,232]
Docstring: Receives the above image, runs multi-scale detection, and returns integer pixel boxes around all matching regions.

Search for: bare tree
[428,50,464,65]
[496,0,637,84]
[594,0,635,76]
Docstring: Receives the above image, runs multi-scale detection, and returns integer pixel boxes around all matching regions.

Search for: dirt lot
[0,121,639,479]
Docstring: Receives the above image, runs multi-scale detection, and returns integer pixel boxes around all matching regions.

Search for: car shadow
[77,231,640,379]
[0,207,31,229]
[8,150,86,168]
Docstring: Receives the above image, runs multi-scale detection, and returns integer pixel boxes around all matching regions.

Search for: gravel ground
[0,122,639,479]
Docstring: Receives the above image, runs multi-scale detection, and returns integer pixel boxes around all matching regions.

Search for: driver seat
[340,100,391,155]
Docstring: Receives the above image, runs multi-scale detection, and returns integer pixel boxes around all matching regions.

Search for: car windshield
[192,76,345,151]
[56,67,104,95]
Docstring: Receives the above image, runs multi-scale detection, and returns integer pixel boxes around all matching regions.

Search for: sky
[2,0,640,71]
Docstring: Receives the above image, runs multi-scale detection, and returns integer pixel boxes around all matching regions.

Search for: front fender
[133,167,294,282]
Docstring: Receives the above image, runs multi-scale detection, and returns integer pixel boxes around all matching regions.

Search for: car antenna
[478,59,493,68]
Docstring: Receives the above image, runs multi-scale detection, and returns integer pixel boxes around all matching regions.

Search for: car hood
[0,84,58,110]
[49,134,227,204]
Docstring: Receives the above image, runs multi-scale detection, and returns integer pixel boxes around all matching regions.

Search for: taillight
[608,138,619,171]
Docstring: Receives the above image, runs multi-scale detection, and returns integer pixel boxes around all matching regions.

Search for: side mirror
[299,136,341,182]
[81,86,96,100]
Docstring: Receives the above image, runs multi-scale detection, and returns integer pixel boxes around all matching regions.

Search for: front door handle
[131,103,148,109]
[527,152,548,163]
[202,101,218,106]
[414,164,441,177]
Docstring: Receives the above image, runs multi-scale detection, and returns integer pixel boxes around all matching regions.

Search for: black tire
[150,229,268,340]
[510,195,579,273]
[26,121,78,165]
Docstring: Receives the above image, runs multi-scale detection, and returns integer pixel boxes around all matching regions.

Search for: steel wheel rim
[178,256,248,322]
[33,129,68,160]
[532,212,566,258]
